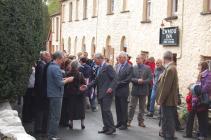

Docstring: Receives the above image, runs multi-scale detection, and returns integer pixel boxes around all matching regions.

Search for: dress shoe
[119,125,127,130]
[127,121,131,127]
[146,112,153,117]
[115,124,122,128]
[183,135,192,138]
[98,129,108,134]
[81,124,85,130]
[138,122,146,128]
[68,124,73,129]
[176,127,184,131]
[105,129,116,135]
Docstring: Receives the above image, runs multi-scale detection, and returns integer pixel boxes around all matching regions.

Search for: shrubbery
[0,0,49,101]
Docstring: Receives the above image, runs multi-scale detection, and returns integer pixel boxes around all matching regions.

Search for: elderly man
[115,52,133,130]
[47,51,74,140]
[156,51,179,140]
[87,53,116,135]
[34,51,51,134]
[128,54,152,128]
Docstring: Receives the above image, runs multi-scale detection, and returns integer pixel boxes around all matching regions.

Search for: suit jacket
[131,64,152,96]
[88,63,116,99]
[115,63,133,97]
[34,60,46,96]
[156,63,178,106]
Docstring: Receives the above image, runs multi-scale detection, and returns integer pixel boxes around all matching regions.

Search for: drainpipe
[60,0,63,51]
[177,0,185,59]
[95,0,100,53]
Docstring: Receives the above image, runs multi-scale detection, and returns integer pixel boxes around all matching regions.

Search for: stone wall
[60,0,211,95]
[0,102,35,140]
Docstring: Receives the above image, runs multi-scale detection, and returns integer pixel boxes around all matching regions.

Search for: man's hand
[106,88,113,94]
[80,85,87,91]
[67,77,74,83]
[138,79,144,84]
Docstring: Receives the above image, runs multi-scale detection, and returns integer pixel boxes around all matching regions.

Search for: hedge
[0,0,49,101]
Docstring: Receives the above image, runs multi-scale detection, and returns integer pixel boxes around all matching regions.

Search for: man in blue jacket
[47,51,74,140]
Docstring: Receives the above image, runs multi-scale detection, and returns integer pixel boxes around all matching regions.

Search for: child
[183,83,195,138]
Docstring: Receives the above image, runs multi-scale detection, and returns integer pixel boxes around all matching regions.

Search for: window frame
[62,4,65,22]
[69,2,73,22]
[209,0,211,12]
[52,18,54,32]
[83,0,88,19]
[75,0,79,21]
[107,0,114,15]
[56,17,59,41]
[146,0,151,20]
[92,0,97,17]
[172,0,178,16]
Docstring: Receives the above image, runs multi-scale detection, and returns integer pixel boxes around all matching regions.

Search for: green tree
[48,0,60,15]
[0,0,49,100]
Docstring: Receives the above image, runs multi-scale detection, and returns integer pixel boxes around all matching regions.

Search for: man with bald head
[34,51,52,134]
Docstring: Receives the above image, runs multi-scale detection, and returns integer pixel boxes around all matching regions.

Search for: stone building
[48,0,211,94]
[47,12,61,53]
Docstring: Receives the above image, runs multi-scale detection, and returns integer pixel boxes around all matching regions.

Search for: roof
[50,12,61,17]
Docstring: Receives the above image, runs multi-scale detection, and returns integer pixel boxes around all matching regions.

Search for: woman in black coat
[64,60,86,129]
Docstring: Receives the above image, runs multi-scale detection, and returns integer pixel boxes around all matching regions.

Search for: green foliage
[0,0,48,100]
[48,0,60,15]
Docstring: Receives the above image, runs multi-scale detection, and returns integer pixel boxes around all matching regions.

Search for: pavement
[52,105,198,140]
[26,103,211,140]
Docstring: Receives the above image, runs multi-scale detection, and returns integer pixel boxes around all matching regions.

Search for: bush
[0,0,49,101]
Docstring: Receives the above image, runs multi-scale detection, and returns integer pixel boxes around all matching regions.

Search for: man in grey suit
[87,53,116,135]
[115,52,133,130]
[128,54,152,128]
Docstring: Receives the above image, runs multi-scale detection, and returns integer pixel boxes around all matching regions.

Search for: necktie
[119,64,124,73]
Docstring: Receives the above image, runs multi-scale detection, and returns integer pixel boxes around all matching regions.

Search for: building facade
[49,0,211,94]
[48,12,61,54]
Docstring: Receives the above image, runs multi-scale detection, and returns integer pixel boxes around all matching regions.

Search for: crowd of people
[21,50,211,140]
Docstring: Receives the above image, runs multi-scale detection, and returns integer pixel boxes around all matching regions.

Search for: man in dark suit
[87,53,116,135]
[115,52,133,130]
[34,51,51,134]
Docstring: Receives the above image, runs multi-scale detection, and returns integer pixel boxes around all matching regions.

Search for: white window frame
[147,0,151,20]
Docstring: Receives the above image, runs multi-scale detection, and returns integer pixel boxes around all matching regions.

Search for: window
[62,4,65,22]
[167,0,178,18]
[93,0,97,17]
[142,0,151,22]
[91,37,96,56]
[122,0,128,11]
[56,17,59,41]
[147,0,151,19]
[107,0,114,14]
[209,0,211,11]
[74,37,78,55]
[69,2,73,21]
[52,18,54,32]
[83,0,88,19]
[68,37,71,53]
[82,36,86,52]
[120,36,127,52]
[76,0,79,20]
[172,0,178,16]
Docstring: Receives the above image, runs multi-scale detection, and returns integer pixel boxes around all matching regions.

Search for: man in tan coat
[156,51,178,140]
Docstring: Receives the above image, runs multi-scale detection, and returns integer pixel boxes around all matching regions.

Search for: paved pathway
[55,106,197,140]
